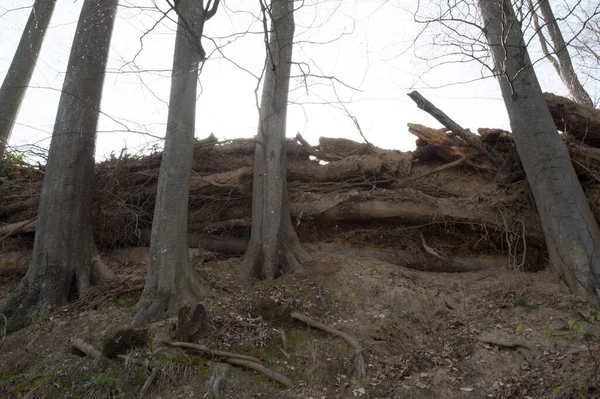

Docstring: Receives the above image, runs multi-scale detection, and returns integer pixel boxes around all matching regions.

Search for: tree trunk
[242,0,310,279]
[477,0,600,305]
[132,0,220,327]
[533,0,594,106]
[0,0,57,159]
[0,0,118,330]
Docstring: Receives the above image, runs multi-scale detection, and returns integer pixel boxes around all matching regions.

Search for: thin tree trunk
[0,0,57,159]
[242,0,310,279]
[0,0,118,331]
[132,0,219,327]
[530,0,593,106]
[477,0,600,305]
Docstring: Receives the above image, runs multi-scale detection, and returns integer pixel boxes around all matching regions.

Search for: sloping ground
[1,248,599,398]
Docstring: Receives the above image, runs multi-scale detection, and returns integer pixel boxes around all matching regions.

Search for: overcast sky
[0,0,594,160]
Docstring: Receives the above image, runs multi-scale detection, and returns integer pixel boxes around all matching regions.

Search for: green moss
[286,329,312,351]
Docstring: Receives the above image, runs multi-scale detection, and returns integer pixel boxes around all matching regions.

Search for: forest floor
[1,247,599,399]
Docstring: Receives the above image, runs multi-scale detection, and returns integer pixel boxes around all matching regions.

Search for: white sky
[0,0,594,160]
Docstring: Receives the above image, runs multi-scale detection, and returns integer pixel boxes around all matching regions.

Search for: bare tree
[0,0,118,330]
[0,0,57,160]
[132,0,220,327]
[242,0,311,280]
[528,0,594,106]
[477,0,600,304]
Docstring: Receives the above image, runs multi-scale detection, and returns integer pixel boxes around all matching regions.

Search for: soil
[1,248,599,399]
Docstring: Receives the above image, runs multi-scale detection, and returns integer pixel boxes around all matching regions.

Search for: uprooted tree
[241,0,311,280]
[0,0,57,160]
[132,0,220,327]
[0,0,118,330]
[477,0,600,304]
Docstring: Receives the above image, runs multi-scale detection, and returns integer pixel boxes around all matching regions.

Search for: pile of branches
[1,92,600,273]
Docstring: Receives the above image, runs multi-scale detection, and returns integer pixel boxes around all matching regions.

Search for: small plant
[27,312,42,324]
[0,152,27,182]
[544,323,555,341]
[116,298,127,308]
[91,373,116,389]
[514,296,537,310]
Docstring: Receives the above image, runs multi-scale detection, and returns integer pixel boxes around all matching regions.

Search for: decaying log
[407,124,496,170]
[319,137,375,158]
[408,91,503,165]
[291,312,366,379]
[494,147,525,185]
[305,243,509,272]
[545,92,600,146]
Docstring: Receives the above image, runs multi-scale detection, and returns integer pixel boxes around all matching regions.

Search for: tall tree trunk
[242,0,310,280]
[529,0,593,106]
[132,0,219,327]
[477,0,600,304]
[0,0,117,331]
[0,0,57,160]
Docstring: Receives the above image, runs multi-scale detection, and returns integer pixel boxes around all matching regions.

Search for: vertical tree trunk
[534,0,593,106]
[0,0,57,159]
[242,0,310,280]
[477,0,600,305]
[0,0,117,331]
[132,0,219,327]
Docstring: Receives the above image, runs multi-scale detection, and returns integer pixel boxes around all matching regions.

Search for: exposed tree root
[291,312,366,379]
[166,341,262,363]
[139,367,158,398]
[225,358,292,388]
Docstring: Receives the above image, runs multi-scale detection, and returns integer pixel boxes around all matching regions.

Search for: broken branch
[166,341,262,364]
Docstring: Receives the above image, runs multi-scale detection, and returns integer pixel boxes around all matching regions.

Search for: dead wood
[408,91,503,165]
[166,341,262,363]
[494,147,525,185]
[291,312,366,379]
[72,338,102,359]
[305,243,508,272]
[224,358,292,388]
[395,156,468,186]
[545,92,600,146]
[408,124,497,170]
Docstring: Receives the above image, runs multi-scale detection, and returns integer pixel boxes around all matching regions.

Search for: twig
[420,232,450,263]
[72,338,102,359]
[396,156,468,186]
[225,358,292,388]
[291,312,366,379]
[139,367,158,398]
[166,341,262,363]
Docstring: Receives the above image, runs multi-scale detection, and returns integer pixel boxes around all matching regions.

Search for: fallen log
[0,218,36,237]
[545,92,600,146]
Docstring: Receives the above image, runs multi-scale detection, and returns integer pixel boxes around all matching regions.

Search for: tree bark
[532,0,593,106]
[477,0,600,305]
[242,0,310,279]
[132,0,220,327]
[0,0,118,330]
[0,0,57,160]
